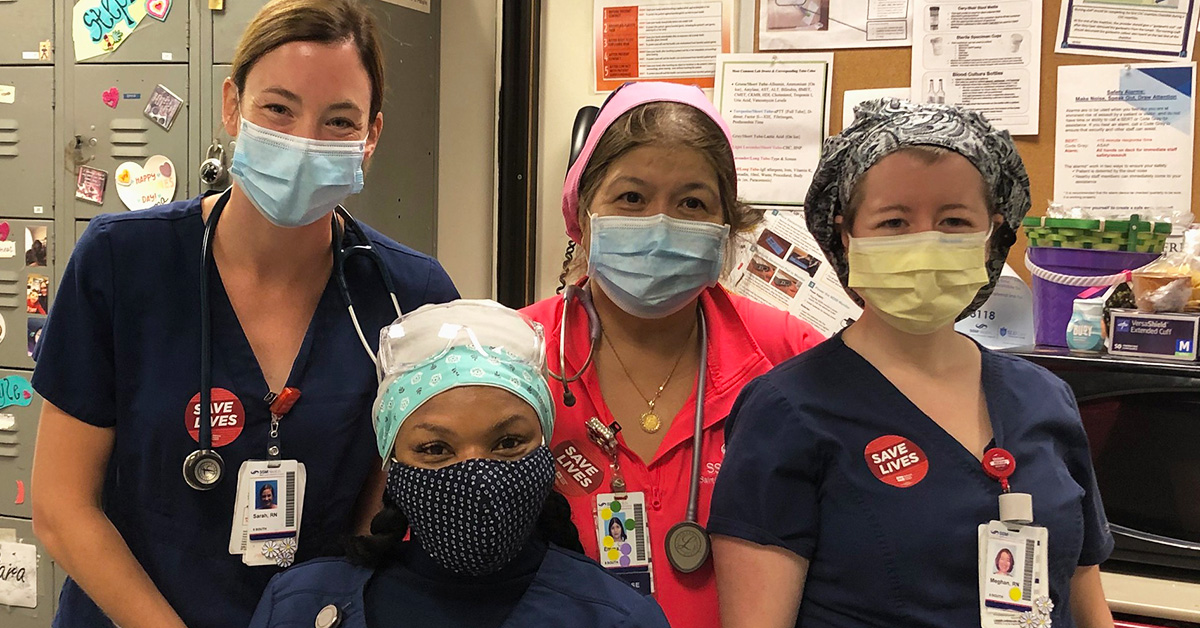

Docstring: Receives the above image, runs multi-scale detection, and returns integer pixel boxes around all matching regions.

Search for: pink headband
[560,82,735,242]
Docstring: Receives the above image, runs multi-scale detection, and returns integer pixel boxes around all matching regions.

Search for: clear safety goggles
[377,299,547,380]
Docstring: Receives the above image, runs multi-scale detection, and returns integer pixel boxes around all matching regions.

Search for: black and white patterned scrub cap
[804,98,1031,314]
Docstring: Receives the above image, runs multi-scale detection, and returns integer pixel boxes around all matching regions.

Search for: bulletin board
[754,0,1200,281]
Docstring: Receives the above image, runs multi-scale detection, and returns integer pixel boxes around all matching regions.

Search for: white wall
[438,0,500,298]
[535,1,606,301]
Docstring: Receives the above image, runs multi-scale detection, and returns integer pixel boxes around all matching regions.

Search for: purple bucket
[1026,248,1159,347]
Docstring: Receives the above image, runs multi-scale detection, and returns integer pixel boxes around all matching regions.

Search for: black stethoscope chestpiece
[664,520,711,574]
[182,449,225,491]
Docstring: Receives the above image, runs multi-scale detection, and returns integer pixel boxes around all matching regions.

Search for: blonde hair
[231,0,386,118]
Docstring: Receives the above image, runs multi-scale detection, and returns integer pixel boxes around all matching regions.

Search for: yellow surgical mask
[847,229,991,335]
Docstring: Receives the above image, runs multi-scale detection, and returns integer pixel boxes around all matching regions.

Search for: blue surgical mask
[587,213,729,319]
[229,118,366,228]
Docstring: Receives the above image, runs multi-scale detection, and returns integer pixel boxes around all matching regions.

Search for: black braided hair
[536,490,585,554]
[555,240,577,295]
[344,489,584,568]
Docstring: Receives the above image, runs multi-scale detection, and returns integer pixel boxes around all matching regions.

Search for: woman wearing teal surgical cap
[248,300,670,628]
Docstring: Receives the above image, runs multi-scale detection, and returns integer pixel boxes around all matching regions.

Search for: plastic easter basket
[1022,215,1172,253]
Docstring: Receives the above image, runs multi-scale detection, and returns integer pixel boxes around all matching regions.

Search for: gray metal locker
[0,516,57,626]
[343,1,441,255]
[211,0,270,66]
[0,219,53,371]
[0,1,54,66]
[202,65,234,192]
[73,221,88,246]
[70,65,189,219]
[0,368,40,519]
[0,67,55,219]
[74,3,188,64]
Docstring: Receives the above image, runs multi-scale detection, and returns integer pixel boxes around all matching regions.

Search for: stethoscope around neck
[182,189,402,491]
[547,281,713,573]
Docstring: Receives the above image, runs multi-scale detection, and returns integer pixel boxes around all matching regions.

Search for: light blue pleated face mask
[588,213,729,319]
[229,118,366,228]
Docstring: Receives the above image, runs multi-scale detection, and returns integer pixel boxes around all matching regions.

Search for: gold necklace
[602,326,695,434]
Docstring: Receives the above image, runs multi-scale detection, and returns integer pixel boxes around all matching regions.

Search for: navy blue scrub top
[31,195,459,628]
[708,335,1114,628]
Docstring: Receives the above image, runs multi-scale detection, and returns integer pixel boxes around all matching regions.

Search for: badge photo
[594,492,654,594]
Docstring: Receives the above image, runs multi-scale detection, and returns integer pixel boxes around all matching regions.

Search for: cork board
[755,0,1200,281]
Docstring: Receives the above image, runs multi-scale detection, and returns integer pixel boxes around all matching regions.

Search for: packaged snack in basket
[1131,225,1200,313]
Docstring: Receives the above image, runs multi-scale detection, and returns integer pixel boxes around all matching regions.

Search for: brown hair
[843,145,993,231]
[558,102,762,290]
[231,0,386,119]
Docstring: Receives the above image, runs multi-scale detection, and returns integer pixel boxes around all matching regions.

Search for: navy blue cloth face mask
[385,446,555,576]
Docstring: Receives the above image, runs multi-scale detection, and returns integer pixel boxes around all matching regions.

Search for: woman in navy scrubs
[28,2,457,628]
[708,100,1115,628]
[248,300,669,628]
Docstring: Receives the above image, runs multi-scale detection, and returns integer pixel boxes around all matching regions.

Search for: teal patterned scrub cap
[372,300,553,463]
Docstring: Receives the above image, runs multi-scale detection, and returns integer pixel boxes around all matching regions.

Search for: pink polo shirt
[522,284,822,628]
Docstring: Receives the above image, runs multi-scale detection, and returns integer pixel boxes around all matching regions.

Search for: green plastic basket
[1022,215,1172,253]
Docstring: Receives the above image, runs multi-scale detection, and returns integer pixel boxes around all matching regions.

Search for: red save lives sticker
[864,435,929,488]
[553,440,605,496]
[185,388,246,447]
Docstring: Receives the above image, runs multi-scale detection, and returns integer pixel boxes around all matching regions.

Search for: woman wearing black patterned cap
[708,100,1114,628]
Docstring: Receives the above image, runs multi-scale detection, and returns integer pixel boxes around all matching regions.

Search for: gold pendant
[640,411,662,434]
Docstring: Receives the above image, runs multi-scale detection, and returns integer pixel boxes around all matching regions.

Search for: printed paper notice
[73,0,148,61]
[726,209,861,337]
[760,0,913,50]
[714,53,833,206]
[595,0,735,91]
[0,541,37,608]
[1057,0,1200,62]
[910,0,1042,135]
[1054,63,1195,218]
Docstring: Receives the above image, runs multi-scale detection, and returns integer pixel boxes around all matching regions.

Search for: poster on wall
[1054,62,1196,221]
[909,0,1042,135]
[594,0,736,92]
[1056,0,1200,62]
[713,53,833,206]
[725,209,862,337]
[758,0,913,51]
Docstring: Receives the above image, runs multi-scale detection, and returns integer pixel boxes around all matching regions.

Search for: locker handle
[68,135,97,168]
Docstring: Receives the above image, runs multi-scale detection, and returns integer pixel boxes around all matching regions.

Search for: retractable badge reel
[978,448,1052,628]
[983,448,1031,524]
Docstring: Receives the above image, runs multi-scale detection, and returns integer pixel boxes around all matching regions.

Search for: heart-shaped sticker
[0,222,9,242]
[115,155,177,211]
[102,87,119,109]
[146,0,172,21]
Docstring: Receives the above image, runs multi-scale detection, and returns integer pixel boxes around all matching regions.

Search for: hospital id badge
[229,460,307,568]
[595,492,654,595]
[977,520,1051,627]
